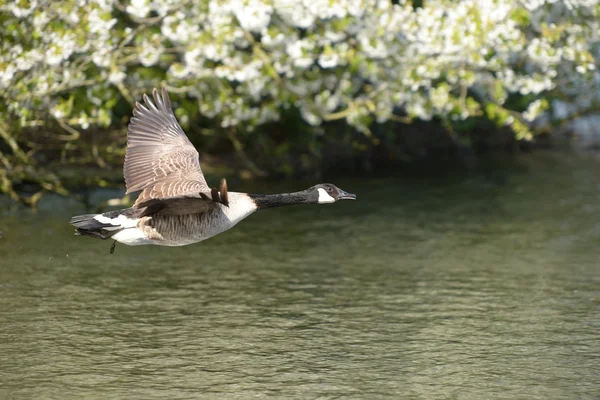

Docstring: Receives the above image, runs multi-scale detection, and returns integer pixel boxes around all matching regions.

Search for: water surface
[1,152,599,399]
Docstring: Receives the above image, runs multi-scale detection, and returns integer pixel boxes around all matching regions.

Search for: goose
[70,87,356,253]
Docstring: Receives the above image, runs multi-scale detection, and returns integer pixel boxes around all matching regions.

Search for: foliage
[0,0,599,202]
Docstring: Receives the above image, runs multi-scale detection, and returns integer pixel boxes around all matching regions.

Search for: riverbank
[1,145,594,217]
[3,116,553,207]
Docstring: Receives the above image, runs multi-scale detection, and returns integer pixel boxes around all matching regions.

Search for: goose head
[310,183,356,204]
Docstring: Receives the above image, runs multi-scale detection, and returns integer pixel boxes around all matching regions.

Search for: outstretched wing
[125,87,209,206]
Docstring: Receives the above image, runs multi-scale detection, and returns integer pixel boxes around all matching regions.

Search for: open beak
[338,189,356,200]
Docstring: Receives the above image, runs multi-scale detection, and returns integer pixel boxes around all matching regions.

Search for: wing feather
[124,87,209,206]
[137,179,229,217]
[137,196,219,217]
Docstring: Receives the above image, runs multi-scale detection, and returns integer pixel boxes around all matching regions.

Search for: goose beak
[338,189,356,200]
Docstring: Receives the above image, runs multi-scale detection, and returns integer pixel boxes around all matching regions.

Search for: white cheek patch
[317,188,335,204]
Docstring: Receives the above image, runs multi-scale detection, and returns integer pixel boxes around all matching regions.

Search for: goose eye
[327,187,333,192]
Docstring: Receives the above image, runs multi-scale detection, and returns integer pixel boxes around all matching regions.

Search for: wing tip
[133,101,147,116]
[160,86,172,110]
[152,87,162,108]
[142,93,156,110]
[137,86,173,114]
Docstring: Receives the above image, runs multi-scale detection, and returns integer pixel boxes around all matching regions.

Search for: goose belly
[112,228,156,246]
[140,211,239,247]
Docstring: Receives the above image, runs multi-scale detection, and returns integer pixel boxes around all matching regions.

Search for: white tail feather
[94,214,138,228]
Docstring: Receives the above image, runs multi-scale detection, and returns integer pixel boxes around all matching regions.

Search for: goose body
[71,87,355,251]
[88,191,257,247]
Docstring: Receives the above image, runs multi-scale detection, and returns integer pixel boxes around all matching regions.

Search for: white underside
[111,228,155,246]
[94,213,153,246]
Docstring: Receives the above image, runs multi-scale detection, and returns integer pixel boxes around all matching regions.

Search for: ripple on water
[1,153,599,399]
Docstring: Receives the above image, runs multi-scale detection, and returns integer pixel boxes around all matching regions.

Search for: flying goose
[70,87,355,252]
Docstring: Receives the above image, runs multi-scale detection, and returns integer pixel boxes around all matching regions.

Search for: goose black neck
[249,191,314,210]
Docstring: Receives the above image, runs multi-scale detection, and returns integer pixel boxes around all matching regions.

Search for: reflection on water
[0,152,599,399]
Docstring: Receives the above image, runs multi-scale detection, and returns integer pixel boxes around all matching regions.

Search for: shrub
[0,0,598,202]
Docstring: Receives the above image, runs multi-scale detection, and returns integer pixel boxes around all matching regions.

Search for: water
[0,152,599,399]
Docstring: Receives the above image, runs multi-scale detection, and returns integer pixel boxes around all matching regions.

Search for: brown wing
[137,178,230,217]
[137,196,219,217]
[125,87,209,206]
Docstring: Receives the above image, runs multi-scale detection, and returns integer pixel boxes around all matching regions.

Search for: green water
[0,152,598,399]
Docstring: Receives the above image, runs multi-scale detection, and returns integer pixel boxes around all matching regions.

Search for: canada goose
[70,87,355,253]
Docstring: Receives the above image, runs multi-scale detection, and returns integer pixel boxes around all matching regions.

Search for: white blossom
[126,0,151,19]
[88,9,117,34]
[234,0,272,33]
[139,36,162,67]
[0,0,598,136]
[318,53,340,69]
[523,99,546,121]
[108,70,126,85]
[274,0,316,29]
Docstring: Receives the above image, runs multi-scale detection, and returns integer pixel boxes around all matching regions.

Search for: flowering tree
[0,0,599,202]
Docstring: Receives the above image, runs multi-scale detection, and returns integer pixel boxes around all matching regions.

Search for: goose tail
[70,208,138,240]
